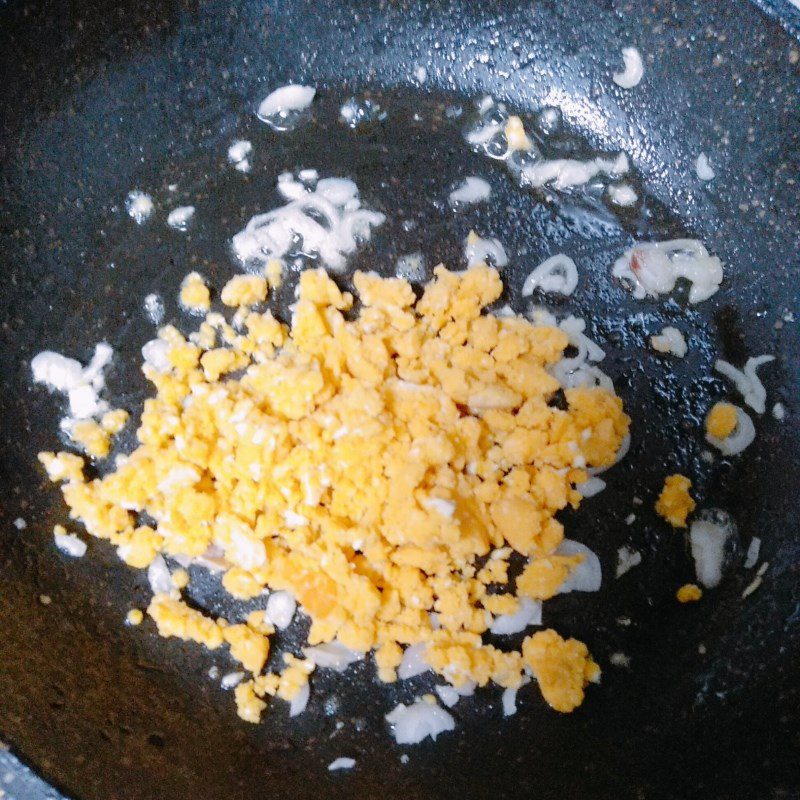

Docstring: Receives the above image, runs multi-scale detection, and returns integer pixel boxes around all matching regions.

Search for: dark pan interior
[0,1,798,799]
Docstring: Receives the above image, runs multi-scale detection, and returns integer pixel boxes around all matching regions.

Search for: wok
[0,0,798,798]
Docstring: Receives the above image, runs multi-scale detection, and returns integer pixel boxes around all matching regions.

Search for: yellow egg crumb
[171,568,190,589]
[264,258,284,288]
[38,451,85,483]
[223,624,270,674]
[101,408,129,435]
[179,272,211,312]
[220,274,268,307]
[504,115,532,152]
[277,654,314,701]
[44,264,630,718]
[676,583,703,603]
[234,680,267,723]
[705,402,737,439]
[655,474,696,528]
[68,420,111,458]
[147,593,225,649]
[126,608,144,625]
[117,526,163,568]
[521,629,600,713]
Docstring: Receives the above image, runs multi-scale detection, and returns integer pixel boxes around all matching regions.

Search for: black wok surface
[0,1,798,798]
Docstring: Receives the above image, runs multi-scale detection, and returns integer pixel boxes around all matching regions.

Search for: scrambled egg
[68,409,129,458]
[705,402,737,439]
[126,608,144,625]
[40,263,630,721]
[655,474,695,528]
[676,583,702,603]
[504,116,532,152]
[179,272,211,313]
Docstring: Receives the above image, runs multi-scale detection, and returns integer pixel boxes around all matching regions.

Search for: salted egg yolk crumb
[220,274,268,308]
[655,474,696,528]
[68,420,111,458]
[676,583,703,603]
[265,258,284,289]
[504,116,532,152]
[521,629,600,713]
[41,264,630,721]
[705,402,737,440]
[126,608,144,625]
[180,272,211,312]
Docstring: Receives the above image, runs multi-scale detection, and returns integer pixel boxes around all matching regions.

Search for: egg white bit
[147,554,175,596]
[289,681,311,717]
[689,509,736,589]
[714,355,775,414]
[141,338,172,374]
[434,679,476,708]
[547,316,614,392]
[448,176,492,209]
[31,343,113,425]
[705,404,756,456]
[143,293,165,325]
[232,173,385,272]
[556,539,602,593]
[13,517,27,531]
[609,652,631,668]
[395,252,427,283]
[695,153,715,181]
[501,676,531,717]
[744,537,761,570]
[125,190,154,224]
[328,757,356,772]
[490,597,542,635]
[464,230,508,269]
[385,697,456,744]
[465,96,630,192]
[522,152,629,191]
[612,239,723,304]
[166,205,195,232]
[772,402,786,421]
[607,183,638,207]
[339,96,385,129]
[615,546,642,578]
[220,671,245,690]
[303,640,363,672]
[522,254,578,297]
[256,84,316,131]
[265,590,297,629]
[54,531,87,558]
[394,642,429,679]
[650,326,688,358]
[612,47,644,89]
[576,476,606,498]
[227,139,253,173]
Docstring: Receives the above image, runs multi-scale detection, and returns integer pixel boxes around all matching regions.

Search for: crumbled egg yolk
[171,568,190,589]
[521,629,600,712]
[41,264,629,722]
[101,408,129,435]
[69,420,111,458]
[504,116,532,152]
[676,583,703,603]
[70,409,128,458]
[220,274,268,308]
[265,258,284,289]
[126,608,144,625]
[234,681,267,723]
[655,474,696,528]
[180,272,211,313]
[705,402,737,440]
